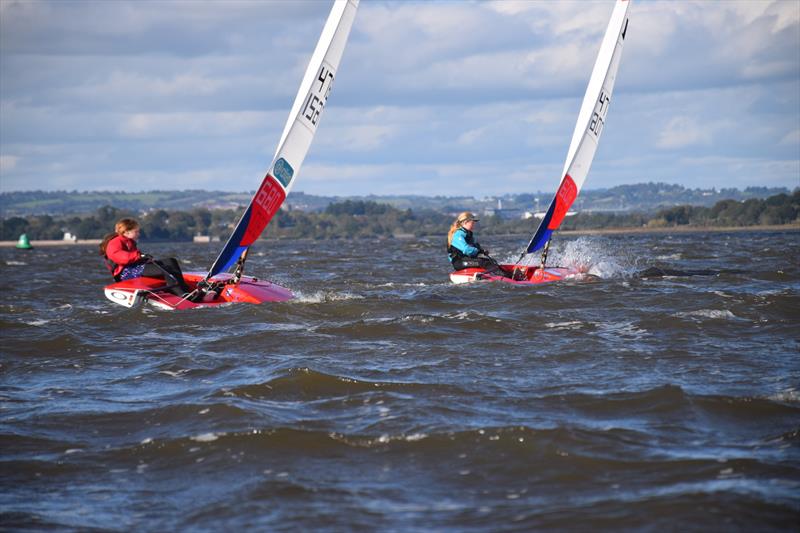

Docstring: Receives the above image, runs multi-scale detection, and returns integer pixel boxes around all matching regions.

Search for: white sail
[273,0,358,194]
[207,0,359,279]
[526,0,631,254]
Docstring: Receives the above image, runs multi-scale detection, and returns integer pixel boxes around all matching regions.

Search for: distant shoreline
[562,223,800,236]
[0,239,103,248]
[1,224,797,247]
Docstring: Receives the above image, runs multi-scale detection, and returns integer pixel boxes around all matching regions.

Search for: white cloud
[100,71,224,98]
[0,0,798,195]
[0,154,19,173]
[457,127,486,146]
[487,1,616,39]
[323,124,396,151]
[727,0,800,33]
[657,117,714,150]
[780,129,800,147]
[117,111,271,139]
[299,159,565,197]
[314,105,429,153]
[677,155,800,188]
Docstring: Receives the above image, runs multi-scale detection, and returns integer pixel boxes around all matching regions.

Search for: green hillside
[0,183,791,218]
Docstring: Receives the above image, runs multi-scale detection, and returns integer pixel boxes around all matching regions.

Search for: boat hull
[449,264,586,285]
[104,271,293,310]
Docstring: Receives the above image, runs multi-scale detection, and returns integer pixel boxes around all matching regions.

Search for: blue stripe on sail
[207,205,254,279]
[219,246,248,274]
[526,201,556,253]
[528,227,553,253]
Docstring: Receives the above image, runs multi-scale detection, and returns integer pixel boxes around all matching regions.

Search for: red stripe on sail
[241,175,286,246]
[547,174,577,230]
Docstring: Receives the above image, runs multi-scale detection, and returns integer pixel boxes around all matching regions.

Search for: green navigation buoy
[15,233,33,250]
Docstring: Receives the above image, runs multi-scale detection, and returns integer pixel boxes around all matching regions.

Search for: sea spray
[506,236,641,279]
[558,237,640,279]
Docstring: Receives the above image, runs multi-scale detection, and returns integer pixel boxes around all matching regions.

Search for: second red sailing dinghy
[451,0,631,285]
[104,0,359,310]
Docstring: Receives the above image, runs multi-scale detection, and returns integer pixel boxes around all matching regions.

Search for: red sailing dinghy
[449,265,585,285]
[104,272,294,311]
[452,0,631,286]
[104,0,359,310]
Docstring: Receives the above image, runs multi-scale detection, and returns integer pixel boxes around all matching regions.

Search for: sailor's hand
[480,248,490,256]
[139,253,153,262]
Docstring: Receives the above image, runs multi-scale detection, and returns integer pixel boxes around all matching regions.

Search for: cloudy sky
[1,0,798,197]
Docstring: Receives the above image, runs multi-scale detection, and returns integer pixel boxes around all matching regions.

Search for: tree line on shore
[1,191,797,242]
[2,183,790,217]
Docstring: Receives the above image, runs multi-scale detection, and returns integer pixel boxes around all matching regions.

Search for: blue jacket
[448,228,480,263]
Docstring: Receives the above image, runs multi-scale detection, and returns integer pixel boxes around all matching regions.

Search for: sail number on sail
[588,90,610,138]
[301,63,335,130]
[243,176,287,245]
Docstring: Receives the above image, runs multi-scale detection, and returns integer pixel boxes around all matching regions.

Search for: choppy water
[2,230,799,531]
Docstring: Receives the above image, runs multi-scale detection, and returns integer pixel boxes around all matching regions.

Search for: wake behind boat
[104,0,359,310]
[452,0,631,286]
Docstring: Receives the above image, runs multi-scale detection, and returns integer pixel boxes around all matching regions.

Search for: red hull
[104,271,293,310]
[449,264,586,285]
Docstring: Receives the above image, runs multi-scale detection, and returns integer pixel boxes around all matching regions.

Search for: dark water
[2,230,799,531]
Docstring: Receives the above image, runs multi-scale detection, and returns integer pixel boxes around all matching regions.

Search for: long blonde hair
[447,211,475,246]
[99,218,140,256]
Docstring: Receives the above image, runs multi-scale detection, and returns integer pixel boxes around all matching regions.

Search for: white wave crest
[544,320,584,330]
[400,314,435,324]
[159,369,189,378]
[675,309,739,320]
[191,433,218,442]
[769,389,798,403]
[374,282,429,288]
[292,291,364,303]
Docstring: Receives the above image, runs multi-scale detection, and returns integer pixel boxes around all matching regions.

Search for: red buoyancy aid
[104,235,142,278]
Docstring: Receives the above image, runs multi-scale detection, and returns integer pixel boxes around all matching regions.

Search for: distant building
[523,211,577,220]
[484,208,525,220]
